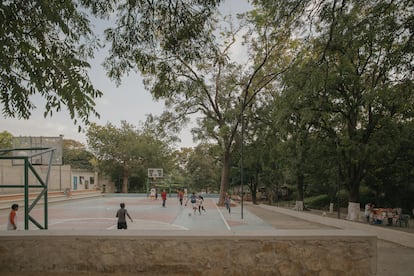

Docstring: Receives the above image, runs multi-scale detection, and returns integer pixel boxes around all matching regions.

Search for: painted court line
[107,219,189,230]
[215,200,231,231]
[49,218,115,226]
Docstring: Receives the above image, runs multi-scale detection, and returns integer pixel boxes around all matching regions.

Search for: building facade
[0,159,101,194]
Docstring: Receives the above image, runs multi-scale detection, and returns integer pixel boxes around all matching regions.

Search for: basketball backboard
[148,168,163,178]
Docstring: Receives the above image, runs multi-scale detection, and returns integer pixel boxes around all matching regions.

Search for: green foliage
[96,0,302,204]
[89,0,222,84]
[304,194,331,210]
[304,189,348,210]
[86,121,173,193]
[180,143,221,192]
[0,131,13,149]
[62,139,94,170]
[0,0,102,128]
[358,186,376,206]
[248,0,414,212]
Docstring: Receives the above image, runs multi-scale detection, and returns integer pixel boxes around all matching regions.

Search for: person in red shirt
[178,189,184,206]
[161,190,167,207]
[7,204,19,230]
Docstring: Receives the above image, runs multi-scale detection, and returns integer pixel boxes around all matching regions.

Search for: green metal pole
[44,150,54,230]
[24,157,29,230]
[44,186,48,229]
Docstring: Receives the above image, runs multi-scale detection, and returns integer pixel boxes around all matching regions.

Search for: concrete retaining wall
[0,231,376,275]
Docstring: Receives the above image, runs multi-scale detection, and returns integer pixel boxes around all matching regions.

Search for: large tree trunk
[122,165,129,193]
[347,202,360,221]
[251,170,260,205]
[251,178,257,205]
[218,150,231,206]
[346,180,361,221]
[294,173,305,211]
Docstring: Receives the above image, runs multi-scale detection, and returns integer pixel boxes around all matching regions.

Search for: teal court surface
[1,194,414,275]
[0,194,333,233]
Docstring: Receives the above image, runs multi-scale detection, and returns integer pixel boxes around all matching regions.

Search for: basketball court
[0,194,289,233]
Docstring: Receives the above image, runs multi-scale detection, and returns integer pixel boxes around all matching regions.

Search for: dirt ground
[246,204,414,276]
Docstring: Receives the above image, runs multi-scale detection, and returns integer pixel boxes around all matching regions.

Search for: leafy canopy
[0,0,102,129]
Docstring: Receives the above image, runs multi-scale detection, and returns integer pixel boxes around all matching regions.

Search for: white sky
[0,0,252,149]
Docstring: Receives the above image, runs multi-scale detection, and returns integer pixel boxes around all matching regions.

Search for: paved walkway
[245,204,414,276]
[1,194,413,275]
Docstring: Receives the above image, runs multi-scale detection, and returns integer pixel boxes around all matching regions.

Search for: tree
[86,121,172,193]
[62,139,95,170]
[2,1,221,128]
[255,0,414,220]
[271,83,317,210]
[186,143,221,193]
[0,0,102,128]
[0,131,13,149]
[363,120,414,212]
[85,0,223,83]
[100,1,300,203]
[87,122,137,193]
[241,141,264,205]
[312,0,413,219]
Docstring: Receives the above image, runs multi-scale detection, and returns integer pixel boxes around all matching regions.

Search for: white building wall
[0,159,100,194]
[70,170,98,191]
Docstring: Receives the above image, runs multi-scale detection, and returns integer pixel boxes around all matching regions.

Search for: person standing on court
[178,189,184,206]
[161,189,167,207]
[224,193,231,214]
[116,203,133,229]
[7,203,19,230]
[185,192,198,215]
[198,195,206,213]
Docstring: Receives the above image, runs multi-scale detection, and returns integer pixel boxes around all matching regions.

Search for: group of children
[185,192,206,215]
[116,192,208,230]
[7,192,230,230]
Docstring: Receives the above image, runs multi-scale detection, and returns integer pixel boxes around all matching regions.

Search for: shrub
[305,194,331,209]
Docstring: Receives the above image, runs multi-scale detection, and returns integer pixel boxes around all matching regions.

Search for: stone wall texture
[0,233,376,275]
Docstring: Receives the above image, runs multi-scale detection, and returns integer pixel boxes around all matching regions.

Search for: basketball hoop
[148,168,163,178]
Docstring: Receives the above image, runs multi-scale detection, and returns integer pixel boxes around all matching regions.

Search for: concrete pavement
[245,203,414,276]
[254,203,414,248]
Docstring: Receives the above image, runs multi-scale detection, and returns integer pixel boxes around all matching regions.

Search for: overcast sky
[0,0,252,149]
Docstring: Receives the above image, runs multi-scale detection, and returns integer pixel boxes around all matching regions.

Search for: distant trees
[86,121,173,193]
[0,131,13,149]
[62,139,95,171]
[186,144,221,193]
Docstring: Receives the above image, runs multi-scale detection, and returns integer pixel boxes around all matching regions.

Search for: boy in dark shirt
[116,202,133,229]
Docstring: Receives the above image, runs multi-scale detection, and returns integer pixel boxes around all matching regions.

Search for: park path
[245,203,414,276]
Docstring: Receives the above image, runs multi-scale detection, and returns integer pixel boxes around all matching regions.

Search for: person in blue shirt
[185,192,198,215]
